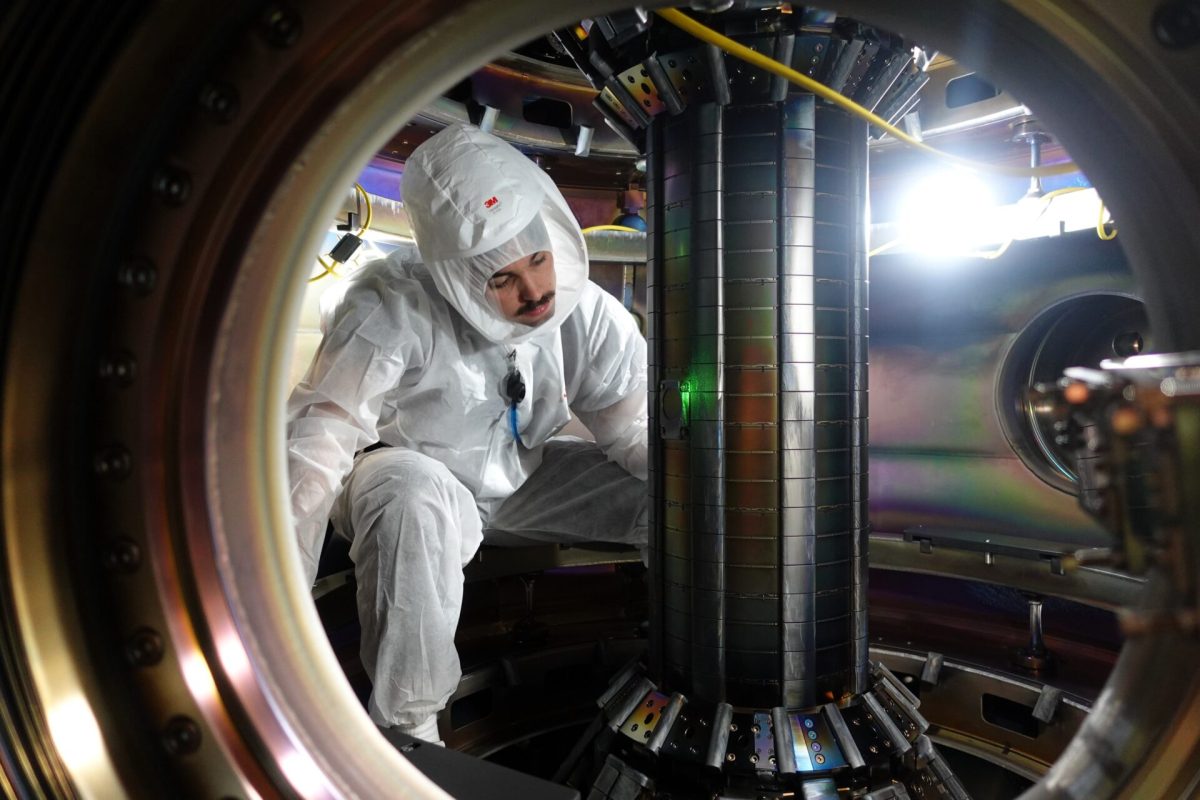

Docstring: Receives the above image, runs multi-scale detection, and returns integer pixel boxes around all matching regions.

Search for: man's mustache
[517,292,555,315]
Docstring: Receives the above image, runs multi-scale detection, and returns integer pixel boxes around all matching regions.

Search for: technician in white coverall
[286,123,648,743]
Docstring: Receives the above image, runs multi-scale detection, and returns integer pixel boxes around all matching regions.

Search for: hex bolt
[259,3,302,48]
[103,538,142,573]
[117,258,157,295]
[151,165,191,206]
[1154,1,1200,47]
[125,628,164,667]
[162,716,202,756]
[98,352,136,386]
[198,81,240,123]
[521,573,536,615]
[94,446,132,479]
[1028,597,1046,654]
[1014,594,1056,673]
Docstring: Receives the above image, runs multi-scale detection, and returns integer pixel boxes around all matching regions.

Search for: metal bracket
[920,652,944,686]
[1032,686,1063,724]
[659,379,686,439]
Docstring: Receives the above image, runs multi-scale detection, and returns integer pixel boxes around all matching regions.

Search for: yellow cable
[655,9,1078,179]
[976,235,1016,261]
[582,224,644,234]
[309,183,374,283]
[974,187,1088,260]
[1097,200,1118,240]
[355,182,373,236]
[867,239,902,258]
[307,256,340,284]
[1039,186,1089,202]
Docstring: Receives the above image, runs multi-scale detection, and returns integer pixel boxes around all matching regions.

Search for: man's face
[486,250,556,326]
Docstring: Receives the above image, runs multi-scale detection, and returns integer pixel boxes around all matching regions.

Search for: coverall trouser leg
[333,439,647,731]
[334,448,483,730]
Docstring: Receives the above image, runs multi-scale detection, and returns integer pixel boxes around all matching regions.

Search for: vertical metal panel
[654,103,727,702]
[646,119,666,685]
[845,108,871,695]
[778,93,818,709]
[688,101,727,701]
[722,97,782,709]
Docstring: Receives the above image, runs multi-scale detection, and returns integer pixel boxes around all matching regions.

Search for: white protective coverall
[286,123,648,738]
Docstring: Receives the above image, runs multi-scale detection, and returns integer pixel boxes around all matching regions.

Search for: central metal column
[648,89,870,710]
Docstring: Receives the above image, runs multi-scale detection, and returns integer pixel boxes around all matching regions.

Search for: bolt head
[260,3,302,48]
[198,81,240,122]
[98,353,136,386]
[117,259,158,295]
[163,716,202,756]
[94,446,132,479]
[103,538,142,573]
[125,628,164,667]
[152,166,191,206]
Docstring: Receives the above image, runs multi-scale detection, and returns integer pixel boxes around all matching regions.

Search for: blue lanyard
[509,403,524,446]
[504,348,526,446]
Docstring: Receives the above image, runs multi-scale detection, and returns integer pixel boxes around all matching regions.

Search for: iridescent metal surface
[869,233,1135,550]
[648,88,871,708]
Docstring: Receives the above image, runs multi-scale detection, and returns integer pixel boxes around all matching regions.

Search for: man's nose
[516,273,545,300]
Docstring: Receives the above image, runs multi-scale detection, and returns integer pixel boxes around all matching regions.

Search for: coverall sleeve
[567,283,648,481]
[286,275,429,584]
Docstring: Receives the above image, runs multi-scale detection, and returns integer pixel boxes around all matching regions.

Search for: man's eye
[490,276,512,290]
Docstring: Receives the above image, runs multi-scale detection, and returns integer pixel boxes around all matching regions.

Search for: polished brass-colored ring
[4,0,1200,797]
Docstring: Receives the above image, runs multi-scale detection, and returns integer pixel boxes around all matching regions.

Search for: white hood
[401,123,589,345]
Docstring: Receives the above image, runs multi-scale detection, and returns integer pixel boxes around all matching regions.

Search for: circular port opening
[998,294,1150,492]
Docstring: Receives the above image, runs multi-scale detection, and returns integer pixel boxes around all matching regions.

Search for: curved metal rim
[206,0,643,797]
[869,534,1143,611]
[3,0,1199,797]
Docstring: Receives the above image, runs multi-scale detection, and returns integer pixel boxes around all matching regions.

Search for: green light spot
[679,379,693,424]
